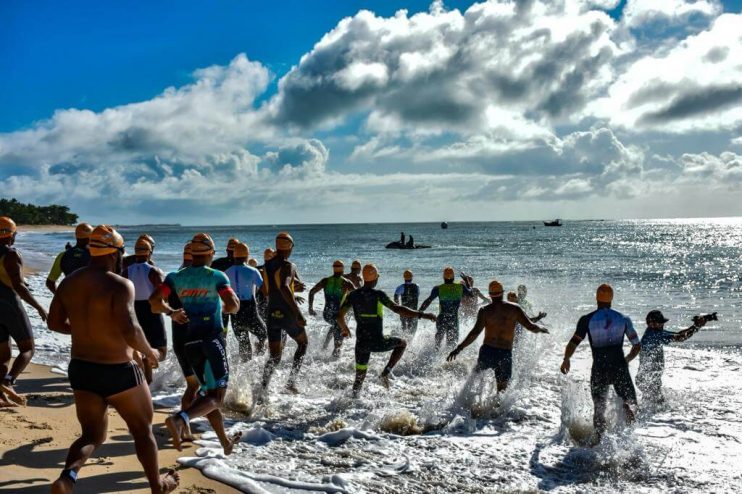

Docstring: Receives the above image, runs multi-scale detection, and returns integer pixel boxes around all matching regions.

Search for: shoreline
[0,362,237,494]
[17,224,74,233]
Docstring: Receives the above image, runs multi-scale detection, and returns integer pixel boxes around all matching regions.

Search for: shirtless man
[149,233,241,455]
[47,225,178,494]
[0,217,47,405]
[259,232,307,398]
[447,280,549,392]
[124,237,166,383]
[346,259,364,289]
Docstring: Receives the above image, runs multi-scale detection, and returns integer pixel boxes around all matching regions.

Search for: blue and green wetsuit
[323,275,347,343]
[422,281,472,348]
[162,266,232,392]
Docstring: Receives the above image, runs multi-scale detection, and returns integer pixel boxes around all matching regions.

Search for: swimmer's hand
[170,309,188,325]
[560,358,570,374]
[538,326,549,334]
[295,295,306,305]
[36,307,48,322]
[341,327,351,338]
[422,312,437,322]
[145,348,160,368]
[294,281,306,293]
[308,307,316,317]
[447,347,461,362]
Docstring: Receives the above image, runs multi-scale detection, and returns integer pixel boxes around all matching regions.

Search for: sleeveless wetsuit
[427,282,470,348]
[0,245,33,343]
[340,286,403,371]
[323,275,346,343]
[394,282,419,334]
[225,264,266,355]
[574,308,639,404]
[162,266,231,392]
[264,256,302,342]
[127,261,166,349]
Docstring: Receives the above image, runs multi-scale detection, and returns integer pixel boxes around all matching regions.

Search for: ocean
[13,218,742,493]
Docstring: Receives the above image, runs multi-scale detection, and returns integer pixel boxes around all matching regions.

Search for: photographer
[636,310,713,404]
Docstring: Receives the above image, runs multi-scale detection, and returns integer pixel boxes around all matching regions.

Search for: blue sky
[0,0,740,224]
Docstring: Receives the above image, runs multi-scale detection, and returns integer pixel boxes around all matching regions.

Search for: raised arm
[674,319,706,342]
[4,251,47,320]
[447,309,486,361]
[388,299,436,320]
[515,305,549,334]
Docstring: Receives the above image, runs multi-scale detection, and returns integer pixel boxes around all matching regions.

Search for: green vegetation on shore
[0,198,78,225]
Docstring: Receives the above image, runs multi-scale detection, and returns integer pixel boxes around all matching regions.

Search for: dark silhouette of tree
[0,198,78,225]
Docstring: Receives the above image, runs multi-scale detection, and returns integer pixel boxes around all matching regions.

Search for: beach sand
[0,363,237,494]
[17,225,74,234]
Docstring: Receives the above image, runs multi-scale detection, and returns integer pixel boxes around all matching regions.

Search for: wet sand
[16,225,74,233]
[0,363,237,494]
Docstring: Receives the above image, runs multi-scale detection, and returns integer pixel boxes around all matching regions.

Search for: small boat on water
[385,241,431,249]
[543,219,563,227]
[441,222,448,229]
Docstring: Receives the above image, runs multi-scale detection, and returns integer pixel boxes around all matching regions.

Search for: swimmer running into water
[309,260,355,358]
[48,225,178,494]
[337,264,436,397]
[447,281,548,393]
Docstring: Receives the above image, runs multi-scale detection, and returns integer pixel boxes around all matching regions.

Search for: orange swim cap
[332,260,344,273]
[264,248,275,261]
[275,232,294,251]
[403,269,413,281]
[183,242,193,261]
[190,233,215,256]
[74,223,93,240]
[362,264,379,282]
[351,259,361,270]
[135,238,152,254]
[226,237,240,252]
[234,243,249,258]
[89,225,125,256]
[138,234,155,250]
[443,266,455,280]
[507,291,518,302]
[596,283,613,303]
[0,217,17,239]
[488,280,504,295]
[248,258,258,267]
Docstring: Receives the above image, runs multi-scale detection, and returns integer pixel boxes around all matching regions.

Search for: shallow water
[12,218,742,492]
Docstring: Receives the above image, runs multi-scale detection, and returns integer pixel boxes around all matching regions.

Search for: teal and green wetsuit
[323,275,346,343]
[423,281,472,348]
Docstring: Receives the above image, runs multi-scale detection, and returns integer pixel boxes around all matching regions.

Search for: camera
[693,312,718,324]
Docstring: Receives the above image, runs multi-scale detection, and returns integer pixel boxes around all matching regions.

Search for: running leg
[51,390,109,494]
[286,330,308,391]
[6,338,34,384]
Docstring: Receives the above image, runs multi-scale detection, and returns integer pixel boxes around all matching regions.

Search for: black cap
[646,310,669,323]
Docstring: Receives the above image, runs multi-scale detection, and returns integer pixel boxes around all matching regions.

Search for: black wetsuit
[0,245,33,344]
[210,256,233,273]
[340,286,403,371]
[59,246,90,276]
[395,282,420,334]
[264,256,302,342]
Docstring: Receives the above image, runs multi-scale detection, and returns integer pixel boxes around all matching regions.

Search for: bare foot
[0,396,18,408]
[379,374,391,390]
[285,383,300,394]
[164,416,184,451]
[223,431,243,456]
[180,421,194,442]
[157,469,180,493]
[1,385,27,406]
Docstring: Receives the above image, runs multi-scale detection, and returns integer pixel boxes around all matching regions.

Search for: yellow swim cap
[248,258,258,267]
[488,280,504,295]
[74,223,93,240]
[276,232,294,251]
[507,291,518,302]
[362,264,379,282]
[234,243,249,258]
[135,238,152,254]
[89,225,125,256]
[596,283,613,303]
[0,217,17,239]
[190,233,215,256]
[332,260,344,273]
[403,269,413,281]
[443,266,455,280]
[264,248,275,261]
[351,259,361,270]
[183,242,193,261]
[226,237,240,252]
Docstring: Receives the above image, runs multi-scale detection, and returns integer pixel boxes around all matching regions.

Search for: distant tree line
[0,198,78,225]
